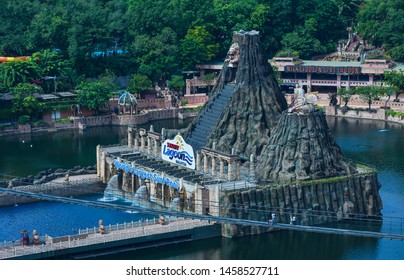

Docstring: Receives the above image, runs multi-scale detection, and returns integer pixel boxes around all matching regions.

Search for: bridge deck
[1,186,404,259]
[0,218,215,260]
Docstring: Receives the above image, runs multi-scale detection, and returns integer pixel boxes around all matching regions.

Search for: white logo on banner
[161,134,195,170]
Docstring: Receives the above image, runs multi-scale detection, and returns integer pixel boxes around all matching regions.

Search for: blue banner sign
[113,160,179,189]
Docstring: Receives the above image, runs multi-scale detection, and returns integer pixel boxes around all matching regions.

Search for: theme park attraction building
[187,57,404,95]
[97,31,382,238]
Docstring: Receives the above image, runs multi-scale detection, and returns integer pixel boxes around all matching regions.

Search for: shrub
[340,106,349,114]
[180,99,189,107]
[387,109,404,118]
[18,115,30,124]
[55,118,72,123]
[32,121,50,127]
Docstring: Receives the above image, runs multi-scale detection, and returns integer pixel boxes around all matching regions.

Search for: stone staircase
[185,83,235,151]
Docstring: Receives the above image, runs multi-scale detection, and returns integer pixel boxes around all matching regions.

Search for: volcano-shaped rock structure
[185,30,288,157]
[257,109,356,182]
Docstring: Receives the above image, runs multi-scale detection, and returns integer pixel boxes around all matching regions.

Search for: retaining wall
[220,172,382,237]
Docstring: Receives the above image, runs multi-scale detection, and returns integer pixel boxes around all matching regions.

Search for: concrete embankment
[0,107,199,137]
[0,174,103,206]
[220,172,382,237]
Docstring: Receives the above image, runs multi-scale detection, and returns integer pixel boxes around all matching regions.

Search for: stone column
[131,162,136,193]
[127,127,133,148]
[369,74,374,86]
[154,139,160,158]
[140,129,146,152]
[337,74,342,88]
[307,73,312,92]
[101,151,107,183]
[134,130,139,150]
[236,161,241,180]
[211,156,216,176]
[219,159,224,179]
[196,152,201,171]
[96,145,101,177]
[161,128,166,142]
[203,154,209,173]
[149,178,156,200]
[147,135,152,156]
[228,160,233,181]
[145,179,151,201]
[122,170,129,191]
[117,157,123,189]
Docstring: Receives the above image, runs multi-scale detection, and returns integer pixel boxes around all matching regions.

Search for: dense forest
[0,0,403,84]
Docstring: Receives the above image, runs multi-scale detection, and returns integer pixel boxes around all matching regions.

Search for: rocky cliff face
[221,172,383,237]
[257,110,356,182]
[195,30,288,157]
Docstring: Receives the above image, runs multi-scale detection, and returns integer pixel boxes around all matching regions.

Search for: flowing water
[98,174,119,202]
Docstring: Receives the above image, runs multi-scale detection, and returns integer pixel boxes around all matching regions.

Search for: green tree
[0,60,41,91]
[382,86,398,108]
[337,87,354,107]
[180,26,219,70]
[76,81,113,112]
[31,49,74,92]
[355,86,384,110]
[25,2,70,53]
[200,73,217,93]
[67,0,110,76]
[212,0,259,56]
[384,70,404,101]
[127,74,152,95]
[98,69,118,90]
[296,0,345,47]
[169,75,185,94]
[130,27,180,82]
[357,0,404,61]
[11,83,44,118]
[0,0,41,55]
[281,19,327,59]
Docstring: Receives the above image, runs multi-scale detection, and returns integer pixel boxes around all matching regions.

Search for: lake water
[1,116,404,259]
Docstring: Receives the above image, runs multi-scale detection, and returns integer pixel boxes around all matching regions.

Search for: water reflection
[0,118,192,177]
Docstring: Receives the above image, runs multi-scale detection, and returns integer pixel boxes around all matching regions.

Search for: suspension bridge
[1,186,404,242]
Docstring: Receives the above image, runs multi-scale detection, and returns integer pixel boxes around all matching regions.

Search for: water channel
[1,117,404,259]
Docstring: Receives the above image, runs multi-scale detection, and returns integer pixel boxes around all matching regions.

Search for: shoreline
[0,107,198,137]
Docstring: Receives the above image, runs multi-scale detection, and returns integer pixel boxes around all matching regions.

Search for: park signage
[161,134,195,170]
[113,160,179,189]
[285,65,362,74]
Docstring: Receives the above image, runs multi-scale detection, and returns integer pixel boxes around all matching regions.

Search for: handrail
[0,218,210,259]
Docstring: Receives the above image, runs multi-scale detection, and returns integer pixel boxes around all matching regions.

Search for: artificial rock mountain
[185,30,288,158]
[256,110,356,182]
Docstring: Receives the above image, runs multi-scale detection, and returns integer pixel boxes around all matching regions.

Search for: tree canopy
[0,0,402,88]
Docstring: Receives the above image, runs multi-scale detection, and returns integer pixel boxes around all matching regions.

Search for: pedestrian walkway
[0,218,215,260]
[50,174,98,183]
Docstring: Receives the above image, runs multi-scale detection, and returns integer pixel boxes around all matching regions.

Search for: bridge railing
[0,218,210,259]
[77,216,180,235]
